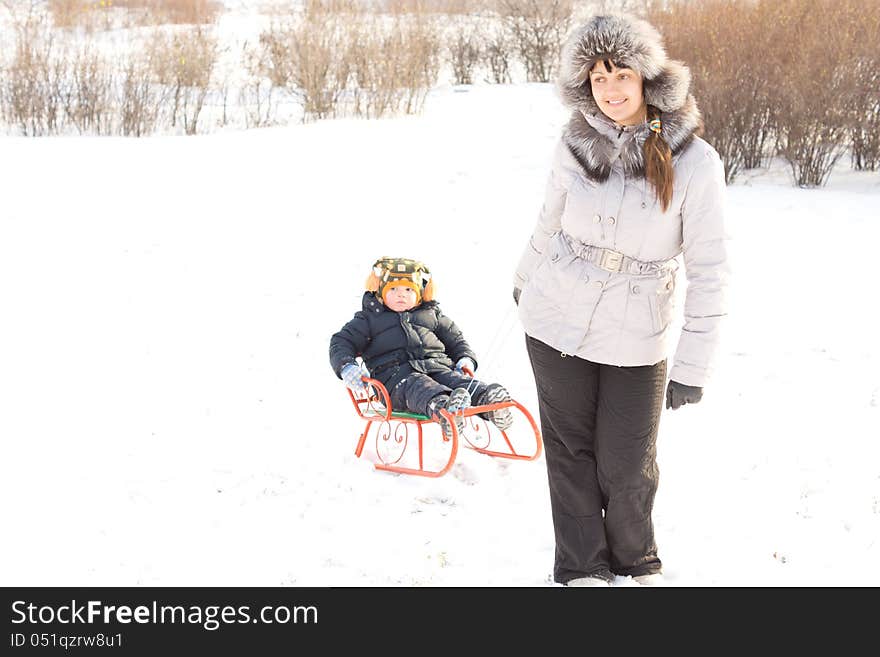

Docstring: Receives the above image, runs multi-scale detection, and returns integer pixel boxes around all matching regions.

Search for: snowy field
[1,81,878,587]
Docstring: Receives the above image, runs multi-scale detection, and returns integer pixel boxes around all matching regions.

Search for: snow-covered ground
[1,81,878,587]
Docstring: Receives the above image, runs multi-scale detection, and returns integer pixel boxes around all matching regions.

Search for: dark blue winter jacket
[329,292,479,391]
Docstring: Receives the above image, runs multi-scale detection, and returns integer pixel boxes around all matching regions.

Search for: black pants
[525,335,666,583]
[389,370,490,417]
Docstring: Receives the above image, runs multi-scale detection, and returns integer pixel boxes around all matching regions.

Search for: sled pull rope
[464,303,518,398]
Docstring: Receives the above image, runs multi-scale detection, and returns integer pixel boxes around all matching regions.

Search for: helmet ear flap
[423,279,435,302]
[365,270,381,293]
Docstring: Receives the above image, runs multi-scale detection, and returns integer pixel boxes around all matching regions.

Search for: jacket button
[632,285,640,294]
[592,280,604,289]
[666,281,673,290]
[593,214,601,223]
[607,216,616,224]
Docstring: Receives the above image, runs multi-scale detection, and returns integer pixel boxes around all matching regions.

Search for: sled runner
[346,374,543,478]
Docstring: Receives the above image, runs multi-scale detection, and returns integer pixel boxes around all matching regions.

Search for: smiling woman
[512,12,730,587]
[588,61,646,126]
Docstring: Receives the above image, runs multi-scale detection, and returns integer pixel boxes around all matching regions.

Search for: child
[329,256,513,435]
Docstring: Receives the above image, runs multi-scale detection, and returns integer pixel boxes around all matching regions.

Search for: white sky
[1,71,879,586]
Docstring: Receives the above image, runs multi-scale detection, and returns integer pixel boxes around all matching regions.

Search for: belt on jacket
[562,232,674,275]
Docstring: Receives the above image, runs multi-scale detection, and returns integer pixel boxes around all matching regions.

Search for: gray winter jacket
[514,110,729,387]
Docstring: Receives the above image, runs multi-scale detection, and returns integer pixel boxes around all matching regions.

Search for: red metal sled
[347,374,543,478]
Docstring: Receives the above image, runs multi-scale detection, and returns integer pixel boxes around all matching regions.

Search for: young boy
[329,256,513,435]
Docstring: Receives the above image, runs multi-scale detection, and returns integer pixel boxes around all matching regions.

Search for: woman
[514,13,729,587]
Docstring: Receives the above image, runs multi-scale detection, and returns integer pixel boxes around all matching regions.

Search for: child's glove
[454,357,475,374]
[341,362,370,392]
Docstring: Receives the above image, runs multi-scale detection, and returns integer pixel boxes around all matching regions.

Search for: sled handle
[347,376,393,421]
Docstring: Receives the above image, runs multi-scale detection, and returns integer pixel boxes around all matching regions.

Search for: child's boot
[429,387,471,436]
[476,383,514,431]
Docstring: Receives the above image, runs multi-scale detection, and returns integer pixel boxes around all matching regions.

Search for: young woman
[513,13,730,587]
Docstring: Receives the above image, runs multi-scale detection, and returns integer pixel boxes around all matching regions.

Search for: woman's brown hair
[644,104,673,212]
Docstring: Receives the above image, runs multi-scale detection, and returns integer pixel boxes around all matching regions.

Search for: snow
[1,81,879,588]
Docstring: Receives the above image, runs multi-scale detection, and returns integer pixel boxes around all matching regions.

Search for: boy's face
[384,285,419,312]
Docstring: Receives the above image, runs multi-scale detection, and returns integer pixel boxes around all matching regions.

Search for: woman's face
[589,59,647,126]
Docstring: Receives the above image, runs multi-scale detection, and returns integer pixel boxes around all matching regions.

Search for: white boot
[632,573,666,586]
[566,576,611,587]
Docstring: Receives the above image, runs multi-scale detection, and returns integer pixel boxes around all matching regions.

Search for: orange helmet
[365,257,434,304]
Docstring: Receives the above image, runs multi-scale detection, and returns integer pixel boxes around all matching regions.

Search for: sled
[346,372,543,478]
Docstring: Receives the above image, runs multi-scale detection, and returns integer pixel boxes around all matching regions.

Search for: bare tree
[0,11,64,136]
[239,39,279,128]
[498,0,573,83]
[482,28,513,84]
[61,43,115,135]
[149,27,218,133]
[446,23,483,85]
[772,0,856,186]
[650,0,777,182]
[846,1,880,171]
[119,55,165,137]
[850,59,880,171]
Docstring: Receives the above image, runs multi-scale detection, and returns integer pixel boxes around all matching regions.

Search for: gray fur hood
[556,13,703,181]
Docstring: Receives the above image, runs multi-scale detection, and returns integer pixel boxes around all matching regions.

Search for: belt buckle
[599,249,623,272]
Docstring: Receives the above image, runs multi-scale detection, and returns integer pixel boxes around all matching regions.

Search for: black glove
[666,380,703,410]
[513,287,521,305]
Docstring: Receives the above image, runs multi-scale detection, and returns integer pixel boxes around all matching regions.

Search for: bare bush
[238,78,277,129]
[287,15,349,121]
[148,27,218,134]
[446,23,483,85]
[304,0,365,15]
[651,0,877,185]
[650,0,776,182]
[498,0,573,83]
[345,15,440,117]
[388,16,441,114]
[435,0,494,13]
[0,16,65,136]
[333,0,494,13]
[47,1,116,32]
[340,21,381,117]
[61,43,115,134]
[47,1,90,29]
[253,14,353,121]
[0,0,43,29]
[255,9,440,121]
[850,63,880,171]
[346,19,408,118]
[378,0,492,14]
[383,0,434,13]
[0,10,227,136]
[846,0,880,171]
[119,55,165,136]
[47,0,221,29]
[771,0,859,186]
[114,0,222,25]
[482,28,513,84]
[239,40,279,128]
[578,0,654,15]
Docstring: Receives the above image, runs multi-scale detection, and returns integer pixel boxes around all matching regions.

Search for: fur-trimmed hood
[556,13,703,181]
